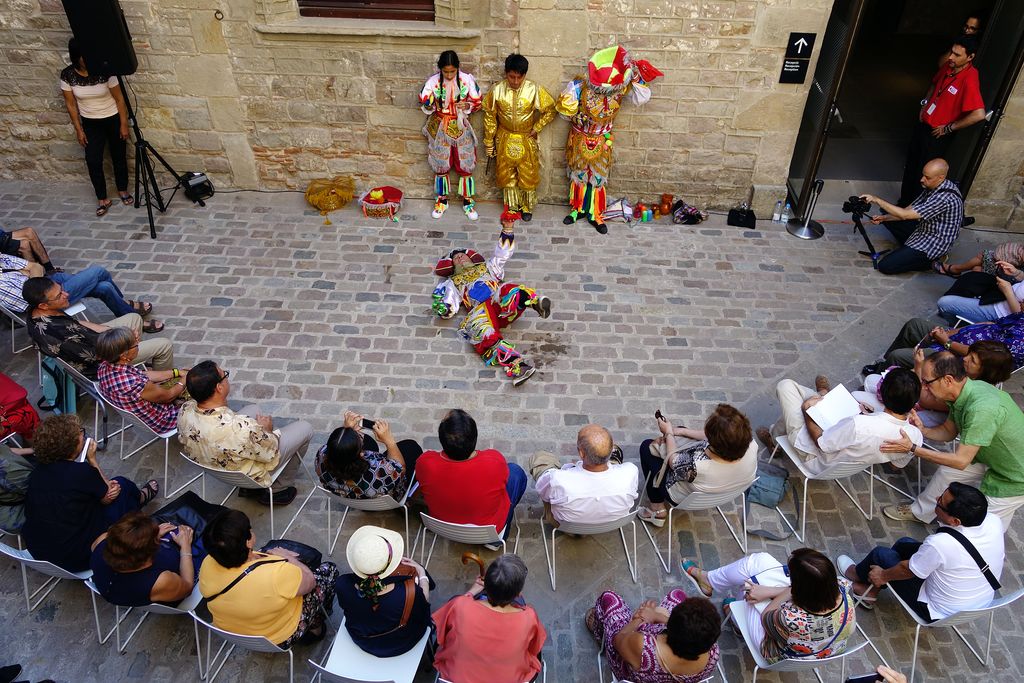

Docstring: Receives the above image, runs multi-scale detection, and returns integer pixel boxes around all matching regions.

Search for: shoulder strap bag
[206,558,287,602]
[936,527,1001,590]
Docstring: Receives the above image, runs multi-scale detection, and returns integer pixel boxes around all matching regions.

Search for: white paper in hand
[806,384,861,432]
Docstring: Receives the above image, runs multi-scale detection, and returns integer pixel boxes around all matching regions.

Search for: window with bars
[297,0,435,21]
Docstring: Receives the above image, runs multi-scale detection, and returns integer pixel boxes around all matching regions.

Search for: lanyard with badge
[924,68,961,118]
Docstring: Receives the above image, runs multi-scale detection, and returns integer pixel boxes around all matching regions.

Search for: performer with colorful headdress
[482,53,556,222]
[556,45,663,234]
[419,50,482,222]
[431,211,552,385]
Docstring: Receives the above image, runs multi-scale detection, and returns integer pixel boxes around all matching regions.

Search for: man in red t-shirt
[415,409,528,544]
[897,34,985,206]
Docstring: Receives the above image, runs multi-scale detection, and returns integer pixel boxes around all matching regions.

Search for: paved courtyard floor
[1,179,1022,682]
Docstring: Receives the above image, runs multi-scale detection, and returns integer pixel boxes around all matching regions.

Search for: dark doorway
[818,0,996,183]
[787,0,1024,217]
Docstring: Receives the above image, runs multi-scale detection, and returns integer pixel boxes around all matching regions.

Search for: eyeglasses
[218,370,230,382]
[921,375,945,386]
[935,496,952,514]
[46,288,68,303]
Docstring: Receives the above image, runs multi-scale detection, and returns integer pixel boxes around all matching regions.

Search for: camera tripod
[851,211,886,269]
[119,78,184,239]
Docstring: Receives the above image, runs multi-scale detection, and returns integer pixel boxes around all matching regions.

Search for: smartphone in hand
[361,418,377,430]
[655,410,665,422]
[845,674,883,683]
[77,437,94,463]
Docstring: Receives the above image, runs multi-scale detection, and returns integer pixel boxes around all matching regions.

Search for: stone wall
[0,0,1018,222]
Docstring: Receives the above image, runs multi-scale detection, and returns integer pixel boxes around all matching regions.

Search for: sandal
[128,300,153,316]
[119,193,134,206]
[139,479,159,506]
[142,319,165,334]
[680,559,713,598]
[932,261,958,278]
[637,506,668,528]
[96,201,112,217]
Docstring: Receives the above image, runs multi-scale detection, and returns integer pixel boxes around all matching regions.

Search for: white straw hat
[346,525,404,579]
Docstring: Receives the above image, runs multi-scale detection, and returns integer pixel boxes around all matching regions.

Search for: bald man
[529,424,639,525]
[861,158,964,275]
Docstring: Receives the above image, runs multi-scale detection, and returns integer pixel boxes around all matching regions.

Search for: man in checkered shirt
[860,158,964,275]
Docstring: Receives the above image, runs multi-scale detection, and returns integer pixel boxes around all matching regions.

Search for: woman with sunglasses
[315,410,422,501]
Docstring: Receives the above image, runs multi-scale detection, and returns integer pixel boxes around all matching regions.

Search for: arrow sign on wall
[785,32,817,59]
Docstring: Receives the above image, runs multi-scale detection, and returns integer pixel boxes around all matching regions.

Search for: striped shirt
[906,180,963,259]
[0,253,29,312]
[97,361,179,434]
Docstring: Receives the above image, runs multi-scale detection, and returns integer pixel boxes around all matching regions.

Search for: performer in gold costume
[556,45,662,234]
[482,54,556,222]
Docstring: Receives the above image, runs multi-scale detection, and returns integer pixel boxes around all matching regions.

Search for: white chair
[596,643,725,683]
[540,509,638,590]
[771,434,891,542]
[195,614,295,683]
[85,580,206,678]
[0,540,92,612]
[103,401,189,499]
[318,478,418,555]
[414,511,521,569]
[640,474,756,574]
[436,657,546,683]
[729,599,870,682]
[181,449,316,538]
[53,356,132,451]
[889,582,1024,682]
[308,616,429,683]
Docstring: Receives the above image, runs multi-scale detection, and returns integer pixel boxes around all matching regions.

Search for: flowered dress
[929,312,1024,369]
[590,589,719,683]
[761,579,855,663]
[314,446,407,500]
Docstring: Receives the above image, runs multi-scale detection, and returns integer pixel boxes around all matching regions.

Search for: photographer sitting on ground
[860,158,963,275]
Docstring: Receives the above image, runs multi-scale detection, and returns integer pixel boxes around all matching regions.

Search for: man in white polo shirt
[762,368,924,476]
[840,482,1004,621]
[529,424,639,525]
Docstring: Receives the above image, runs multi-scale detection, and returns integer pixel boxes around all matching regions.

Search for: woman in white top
[60,38,132,217]
[638,404,758,526]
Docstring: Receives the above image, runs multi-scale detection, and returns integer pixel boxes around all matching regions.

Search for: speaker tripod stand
[119,78,182,239]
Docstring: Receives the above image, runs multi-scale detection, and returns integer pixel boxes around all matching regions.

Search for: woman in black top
[22,414,158,571]
[336,525,433,656]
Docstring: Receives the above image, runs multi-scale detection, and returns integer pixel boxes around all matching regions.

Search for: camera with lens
[842,195,871,216]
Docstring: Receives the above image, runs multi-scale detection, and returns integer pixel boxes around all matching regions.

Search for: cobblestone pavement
[1,180,1022,682]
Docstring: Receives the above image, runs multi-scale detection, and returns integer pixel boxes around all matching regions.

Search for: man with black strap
[861,158,963,275]
[897,34,985,207]
[838,482,1003,622]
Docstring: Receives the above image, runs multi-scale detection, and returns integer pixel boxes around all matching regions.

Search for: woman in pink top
[432,554,546,683]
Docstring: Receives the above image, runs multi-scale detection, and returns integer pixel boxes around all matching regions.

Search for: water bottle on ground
[781,202,791,223]
[772,200,782,223]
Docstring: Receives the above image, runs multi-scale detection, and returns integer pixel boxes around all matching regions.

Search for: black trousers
[82,114,129,200]
[362,435,423,482]
[876,219,933,274]
[899,121,953,206]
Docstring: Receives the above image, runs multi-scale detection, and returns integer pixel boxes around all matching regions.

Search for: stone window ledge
[254,18,480,40]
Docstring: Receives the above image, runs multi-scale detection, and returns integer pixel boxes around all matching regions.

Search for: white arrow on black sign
[793,37,809,54]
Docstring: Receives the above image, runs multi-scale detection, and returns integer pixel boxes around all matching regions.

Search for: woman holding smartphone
[314,410,422,500]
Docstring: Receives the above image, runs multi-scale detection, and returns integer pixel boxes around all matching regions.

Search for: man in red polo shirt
[897,34,985,206]
[415,408,527,547]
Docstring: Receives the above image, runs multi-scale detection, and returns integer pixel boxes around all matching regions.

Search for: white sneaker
[431,199,448,219]
[463,201,478,221]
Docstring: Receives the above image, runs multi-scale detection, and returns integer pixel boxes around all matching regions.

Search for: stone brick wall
[0,0,1019,221]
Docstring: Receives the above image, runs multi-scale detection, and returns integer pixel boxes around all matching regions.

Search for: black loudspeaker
[61,0,138,75]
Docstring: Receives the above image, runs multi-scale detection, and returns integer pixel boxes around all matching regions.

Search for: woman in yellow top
[198,510,338,646]
[482,53,556,222]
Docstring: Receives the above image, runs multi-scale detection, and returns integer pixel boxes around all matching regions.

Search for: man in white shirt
[528,424,639,525]
[840,482,1004,621]
[764,369,924,476]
